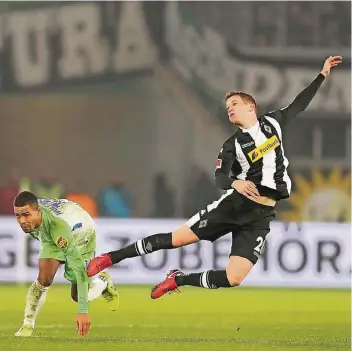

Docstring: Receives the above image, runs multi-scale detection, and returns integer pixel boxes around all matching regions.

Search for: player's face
[14,205,41,233]
[226,95,254,124]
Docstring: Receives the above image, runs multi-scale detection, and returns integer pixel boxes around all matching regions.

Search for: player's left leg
[69,223,119,311]
[70,271,119,311]
[15,257,62,336]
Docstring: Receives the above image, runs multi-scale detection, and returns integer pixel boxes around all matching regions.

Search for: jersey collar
[239,120,259,133]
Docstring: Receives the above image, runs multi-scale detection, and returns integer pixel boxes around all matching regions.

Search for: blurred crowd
[0,167,220,219]
[181,1,350,48]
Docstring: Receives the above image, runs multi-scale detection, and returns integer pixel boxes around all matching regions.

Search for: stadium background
[0,2,350,350]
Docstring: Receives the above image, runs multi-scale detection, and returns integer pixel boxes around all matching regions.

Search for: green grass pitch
[0,284,350,350]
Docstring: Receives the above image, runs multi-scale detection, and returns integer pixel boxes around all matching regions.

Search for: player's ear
[247,103,253,112]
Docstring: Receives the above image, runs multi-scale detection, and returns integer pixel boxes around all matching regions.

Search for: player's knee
[225,270,244,287]
[227,275,242,287]
[37,275,54,287]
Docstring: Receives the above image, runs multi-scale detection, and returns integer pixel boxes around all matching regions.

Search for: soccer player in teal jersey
[13,191,119,337]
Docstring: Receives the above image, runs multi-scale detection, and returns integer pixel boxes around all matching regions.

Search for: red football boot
[151,269,182,299]
[87,254,113,277]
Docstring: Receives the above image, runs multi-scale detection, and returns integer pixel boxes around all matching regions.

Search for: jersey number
[254,236,266,254]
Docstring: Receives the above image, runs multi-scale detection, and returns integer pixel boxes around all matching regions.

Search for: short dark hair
[13,191,38,208]
[224,91,257,111]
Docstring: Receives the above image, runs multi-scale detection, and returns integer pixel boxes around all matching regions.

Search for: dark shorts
[186,190,276,264]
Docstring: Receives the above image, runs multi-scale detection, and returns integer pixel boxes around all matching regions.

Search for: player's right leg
[15,258,61,337]
[87,224,200,277]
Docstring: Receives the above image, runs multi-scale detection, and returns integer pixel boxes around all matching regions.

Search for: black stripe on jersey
[261,117,289,197]
[238,130,264,184]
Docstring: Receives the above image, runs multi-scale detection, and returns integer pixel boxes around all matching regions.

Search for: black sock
[108,233,173,264]
[175,270,232,289]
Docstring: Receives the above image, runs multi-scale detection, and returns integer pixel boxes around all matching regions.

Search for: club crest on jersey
[263,125,272,134]
[56,236,68,248]
[216,159,222,169]
[248,135,280,163]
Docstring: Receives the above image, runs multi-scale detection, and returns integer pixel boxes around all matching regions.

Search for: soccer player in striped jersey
[87,56,342,298]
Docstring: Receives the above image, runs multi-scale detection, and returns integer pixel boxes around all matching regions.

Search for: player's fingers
[244,190,258,199]
[249,191,259,198]
[249,186,260,196]
[247,183,259,195]
[79,322,86,337]
[246,182,257,191]
[84,322,90,336]
[247,182,256,189]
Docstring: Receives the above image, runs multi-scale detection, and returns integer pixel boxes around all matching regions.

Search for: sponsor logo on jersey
[216,159,222,169]
[242,141,255,148]
[56,236,68,249]
[248,135,280,163]
[251,151,259,161]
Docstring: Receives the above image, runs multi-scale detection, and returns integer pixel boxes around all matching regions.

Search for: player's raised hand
[76,313,91,337]
[321,56,342,77]
[231,180,259,200]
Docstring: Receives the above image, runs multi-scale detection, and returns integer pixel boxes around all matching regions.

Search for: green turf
[0,284,350,350]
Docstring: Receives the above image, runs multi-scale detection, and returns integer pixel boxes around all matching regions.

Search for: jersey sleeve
[266,73,325,125]
[50,218,89,314]
[214,138,237,190]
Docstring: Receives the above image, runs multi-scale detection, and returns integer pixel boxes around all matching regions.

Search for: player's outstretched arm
[267,56,343,125]
[50,219,90,337]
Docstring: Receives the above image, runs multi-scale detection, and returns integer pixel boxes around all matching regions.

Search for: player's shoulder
[223,130,240,147]
[259,110,282,125]
[49,215,71,232]
[258,113,283,133]
[258,113,271,122]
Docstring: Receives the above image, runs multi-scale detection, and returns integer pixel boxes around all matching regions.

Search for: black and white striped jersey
[215,73,325,201]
